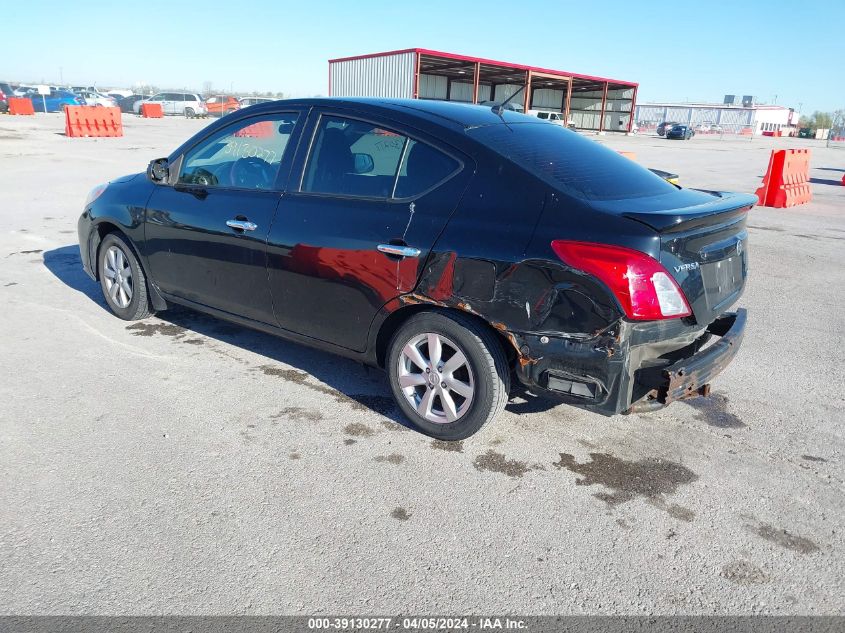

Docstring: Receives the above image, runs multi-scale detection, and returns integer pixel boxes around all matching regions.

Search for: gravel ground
[0,113,843,615]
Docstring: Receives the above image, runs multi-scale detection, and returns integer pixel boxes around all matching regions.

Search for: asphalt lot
[1,113,843,615]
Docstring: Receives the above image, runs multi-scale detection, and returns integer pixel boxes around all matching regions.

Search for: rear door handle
[377,244,421,258]
[226,219,257,231]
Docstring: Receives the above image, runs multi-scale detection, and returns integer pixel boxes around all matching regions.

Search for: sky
[3,0,843,114]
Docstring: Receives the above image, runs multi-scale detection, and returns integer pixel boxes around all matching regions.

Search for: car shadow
[809,177,843,186]
[505,383,560,415]
[42,245,413,429]
[43,245,108,308]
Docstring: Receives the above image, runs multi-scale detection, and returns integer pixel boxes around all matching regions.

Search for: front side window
[302,115,460,199]
[178,113,299,190]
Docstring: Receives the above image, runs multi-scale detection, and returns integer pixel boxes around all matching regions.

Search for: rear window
[467,123,676,201]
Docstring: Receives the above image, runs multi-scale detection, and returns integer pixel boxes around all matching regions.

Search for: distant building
[635,101,800,136]
[329,48,638,132]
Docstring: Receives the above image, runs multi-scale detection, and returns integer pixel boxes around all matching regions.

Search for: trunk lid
[595,189,757,325]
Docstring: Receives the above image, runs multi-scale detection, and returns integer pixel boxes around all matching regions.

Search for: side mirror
[147,157,169,183]
[353,153,375,175]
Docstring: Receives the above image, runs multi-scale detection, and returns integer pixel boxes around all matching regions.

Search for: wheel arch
[91,221,167,311]
[374,303,516,369]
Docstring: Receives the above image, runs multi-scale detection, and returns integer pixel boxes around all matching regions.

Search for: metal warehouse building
[328,48,638,133]
[635,101,800,136]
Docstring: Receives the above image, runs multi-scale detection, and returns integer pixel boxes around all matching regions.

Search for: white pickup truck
[527,109,575,128]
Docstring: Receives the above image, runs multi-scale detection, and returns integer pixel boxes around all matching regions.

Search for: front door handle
[377,244,421,258]
[226,219,257,231]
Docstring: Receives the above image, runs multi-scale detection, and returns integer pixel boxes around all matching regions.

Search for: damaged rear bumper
[513,309,746,415]
[655,309,745,406]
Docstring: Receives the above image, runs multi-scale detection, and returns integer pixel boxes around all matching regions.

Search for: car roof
[239,97,530,131]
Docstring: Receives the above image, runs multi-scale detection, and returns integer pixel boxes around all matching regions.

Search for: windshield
[468,123,677,201]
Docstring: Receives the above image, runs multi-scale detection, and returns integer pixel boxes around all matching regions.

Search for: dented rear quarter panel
[393,167,729,414]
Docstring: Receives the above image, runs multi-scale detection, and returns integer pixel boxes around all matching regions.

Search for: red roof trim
[328,49,420,63]
[328,48,637,88]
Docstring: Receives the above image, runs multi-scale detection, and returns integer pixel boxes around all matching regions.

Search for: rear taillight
[551,240,691,320]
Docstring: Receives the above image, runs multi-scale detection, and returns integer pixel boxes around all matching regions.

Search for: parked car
[117,94,147,114]
[71,86,97,93]
[239,97,275,107]
[666,124,695,140]
[656,121,679,136]
[28,89,85,112]
[14,85,33,96]
[527,110,574,128]
[205,95,240,117]
[133,92,207,117]
[106,89,134,99]
[75,90,118,107]
[78,98,753,440]
[0,82,15,113]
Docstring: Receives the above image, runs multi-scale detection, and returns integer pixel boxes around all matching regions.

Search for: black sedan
[666,124,695,140]
[656,121,679,136]
[117,94,147,113]
[78,98,753,440]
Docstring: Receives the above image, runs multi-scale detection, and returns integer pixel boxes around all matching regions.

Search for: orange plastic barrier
[64,106,123,137]
[8,97,35,115]
[755,149,812,208]
[234,120,273,138]
[140,103,163,118]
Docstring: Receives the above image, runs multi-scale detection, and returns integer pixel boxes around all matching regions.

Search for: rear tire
[387,311,510,441]
[98,233,153,321]
[185,107,195,118]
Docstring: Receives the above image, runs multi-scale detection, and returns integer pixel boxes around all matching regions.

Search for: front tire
[387,311,510,441]
[98,233,153,321]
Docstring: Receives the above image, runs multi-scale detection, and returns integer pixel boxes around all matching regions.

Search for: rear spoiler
[621,191,757,233]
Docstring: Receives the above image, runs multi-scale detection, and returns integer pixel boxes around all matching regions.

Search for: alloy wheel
[103,245,133,309]
[397,332,475,424]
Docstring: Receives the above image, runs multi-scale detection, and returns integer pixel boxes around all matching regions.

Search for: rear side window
[303,115,459,199]
[468,123,676,201]
[394,140,459,198]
